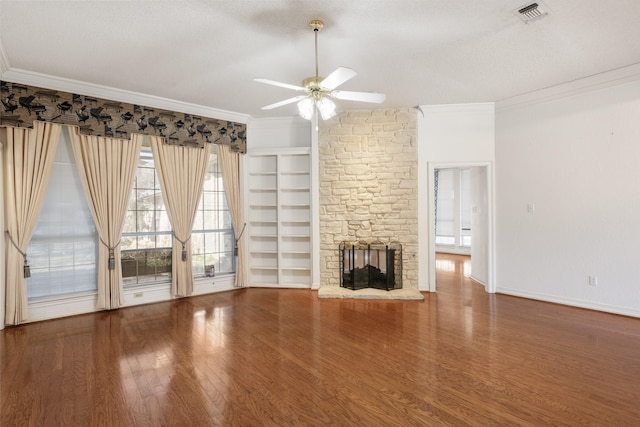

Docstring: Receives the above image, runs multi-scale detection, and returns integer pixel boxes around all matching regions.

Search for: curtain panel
[2,122,61,325]
[69,130,142,310]
[150,136,210,297]
[217,144,246,288]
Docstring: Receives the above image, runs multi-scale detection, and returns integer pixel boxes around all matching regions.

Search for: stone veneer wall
[319,108,418,289]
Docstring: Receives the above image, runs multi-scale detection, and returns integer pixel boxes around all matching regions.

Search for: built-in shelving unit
[246,149,311,287]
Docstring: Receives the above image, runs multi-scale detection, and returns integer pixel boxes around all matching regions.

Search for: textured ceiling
[1,0,640,119]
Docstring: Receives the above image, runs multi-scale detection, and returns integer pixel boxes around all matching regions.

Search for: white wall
[417,103,495,292]
[496,78,640,317]
[418,104,495,163]
[247,117,311,150]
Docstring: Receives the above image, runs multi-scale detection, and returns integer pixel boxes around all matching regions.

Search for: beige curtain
[3,122,61,325]
[150,137,210,297]
[69,130,141,310]
[217,144,246,288]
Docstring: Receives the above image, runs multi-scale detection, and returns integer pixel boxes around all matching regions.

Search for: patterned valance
[0,81,246,153]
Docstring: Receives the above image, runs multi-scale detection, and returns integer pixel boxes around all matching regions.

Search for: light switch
[527,203,535,213]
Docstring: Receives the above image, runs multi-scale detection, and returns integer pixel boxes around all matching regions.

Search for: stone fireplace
[318,108,422,299]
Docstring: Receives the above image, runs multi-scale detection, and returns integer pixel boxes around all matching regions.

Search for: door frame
[419,161,495,293]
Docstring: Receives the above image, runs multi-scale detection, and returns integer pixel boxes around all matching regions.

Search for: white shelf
[246,149,312,288]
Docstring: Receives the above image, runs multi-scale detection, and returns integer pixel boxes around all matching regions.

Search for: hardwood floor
[2,253,640,426]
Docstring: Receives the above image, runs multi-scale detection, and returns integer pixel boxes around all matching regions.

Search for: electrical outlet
[588,276,598,287]
[134,292,144,298]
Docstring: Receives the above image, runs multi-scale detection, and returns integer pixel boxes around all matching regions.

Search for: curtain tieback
[234,223,246,256]
[174,235,191,262]
[5,230,31,278]
[99,237,121,270]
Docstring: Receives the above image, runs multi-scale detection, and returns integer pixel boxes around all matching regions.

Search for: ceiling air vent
[515,2,548,23]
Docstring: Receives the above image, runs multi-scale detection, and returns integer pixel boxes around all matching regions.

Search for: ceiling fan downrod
[309,19,324,79]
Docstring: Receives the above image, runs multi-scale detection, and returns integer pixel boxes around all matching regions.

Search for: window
[435,169,456,246]
[191,150,235,276]
[460,168,472,247]
[435,168,472,248]
[121,149,172,285]
[27,128,98,300]
[121,145,235,285]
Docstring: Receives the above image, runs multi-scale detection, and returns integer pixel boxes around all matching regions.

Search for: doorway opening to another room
[426,163,494,293]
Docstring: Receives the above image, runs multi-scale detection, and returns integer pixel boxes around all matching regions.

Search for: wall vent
[515,2,548,23]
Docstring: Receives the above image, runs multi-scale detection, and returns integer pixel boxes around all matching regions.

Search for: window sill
[28,292,98,323]
[25,274,237,323]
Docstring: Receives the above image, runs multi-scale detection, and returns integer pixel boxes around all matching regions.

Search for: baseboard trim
[496,287,640,318]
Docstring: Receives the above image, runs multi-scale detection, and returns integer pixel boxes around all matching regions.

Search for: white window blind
[27,128,98,299]
[435,169,455,244]
[460,168,472,247]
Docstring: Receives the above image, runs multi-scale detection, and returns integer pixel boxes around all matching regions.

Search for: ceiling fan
[255,19,386,120]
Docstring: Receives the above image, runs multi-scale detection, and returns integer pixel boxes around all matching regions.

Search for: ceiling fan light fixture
[297,97,315,120]
[316,97,336,120]
[296,96,337,121]
[256,19,386,120]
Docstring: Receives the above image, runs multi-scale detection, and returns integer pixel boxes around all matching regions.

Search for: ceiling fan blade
[320,67,357,90]
[331,90,386,104]
[261,95,308,110]
[254,78,306,91]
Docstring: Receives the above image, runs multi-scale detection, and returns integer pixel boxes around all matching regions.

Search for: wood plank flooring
[2,253,640,426]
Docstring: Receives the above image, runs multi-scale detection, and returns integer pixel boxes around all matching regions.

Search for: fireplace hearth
[340,241,402,291]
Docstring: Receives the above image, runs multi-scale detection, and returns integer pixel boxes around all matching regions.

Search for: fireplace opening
[339,241,402,291]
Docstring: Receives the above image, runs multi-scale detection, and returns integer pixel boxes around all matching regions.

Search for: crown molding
[418,102,495,114]
[1,68,251,124]
[496,62,640,111]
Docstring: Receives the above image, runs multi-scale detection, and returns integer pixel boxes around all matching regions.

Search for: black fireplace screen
[339,241,402,291]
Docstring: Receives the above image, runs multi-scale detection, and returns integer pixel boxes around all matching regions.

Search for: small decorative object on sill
[205,265,216,277]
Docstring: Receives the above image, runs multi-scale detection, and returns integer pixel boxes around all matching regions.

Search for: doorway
[425,162,494,293]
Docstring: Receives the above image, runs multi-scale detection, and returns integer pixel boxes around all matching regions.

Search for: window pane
[123,210,136,234]
[136,234,157,249]
[137,211,155,233]
[193,210,204,230]
[137,166,155,189]
[157,233,172,248]
[157,210,171,232]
